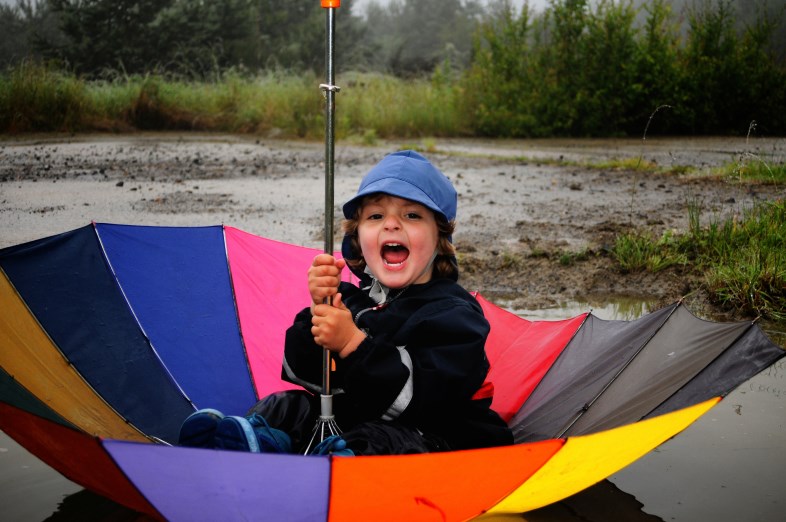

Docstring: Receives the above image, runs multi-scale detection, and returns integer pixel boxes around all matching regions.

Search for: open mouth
[381,243,409,266]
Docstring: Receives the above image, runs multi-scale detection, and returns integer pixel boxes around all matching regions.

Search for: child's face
[357,195,439,289]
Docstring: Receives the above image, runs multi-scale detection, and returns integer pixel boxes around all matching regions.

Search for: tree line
[0,0,483,77]
[1,0,784,136]
[464,0,786,136]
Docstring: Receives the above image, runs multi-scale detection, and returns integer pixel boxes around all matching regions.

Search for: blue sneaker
[309,435,354,457]
[247,414,292,454]
[178,408,224,448]
[214,416,261,452]
[214,414,292,453]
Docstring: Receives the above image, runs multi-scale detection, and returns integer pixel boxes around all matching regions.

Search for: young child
[180,150,512,455]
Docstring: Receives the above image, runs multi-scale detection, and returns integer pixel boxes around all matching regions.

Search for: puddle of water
[0,432,82,521]
[609,357,786,522]
[511,297,655,321]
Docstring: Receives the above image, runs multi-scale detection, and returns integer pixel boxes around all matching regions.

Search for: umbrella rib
[93,223,197,410]
[517,309,592,419]
[1,261,152,441]
[555,301,681,439]
[644,308,762,410]
[221,225,260,403]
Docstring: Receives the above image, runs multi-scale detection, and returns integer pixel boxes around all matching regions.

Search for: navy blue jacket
[283,278,512,450]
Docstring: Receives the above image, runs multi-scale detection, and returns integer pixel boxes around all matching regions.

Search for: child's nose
[383,215,401,230]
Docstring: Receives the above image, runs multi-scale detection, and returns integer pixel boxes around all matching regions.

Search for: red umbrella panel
[0,223,783,520]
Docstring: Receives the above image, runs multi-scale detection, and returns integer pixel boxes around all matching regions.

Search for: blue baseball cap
[342,150,457,223]
[341,150,458,282]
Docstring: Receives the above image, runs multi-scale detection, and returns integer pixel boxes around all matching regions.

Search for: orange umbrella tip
[321,0,340,8]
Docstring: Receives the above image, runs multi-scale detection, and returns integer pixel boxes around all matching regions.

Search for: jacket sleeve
[281,307,324,394]
[336,295,490,424]
[281,282,362,393]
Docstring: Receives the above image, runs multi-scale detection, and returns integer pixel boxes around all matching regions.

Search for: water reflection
[610,355,785,522]
[751,359,785,400]
[45,489,154,521]
[523,480,663,521]
[46,483,662,522]
[510,297,656,321]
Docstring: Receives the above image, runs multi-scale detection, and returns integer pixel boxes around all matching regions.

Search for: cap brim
[342,178,445,220]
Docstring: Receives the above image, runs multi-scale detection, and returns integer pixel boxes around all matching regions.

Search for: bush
[0,61,90,132]
[462,0,786,137]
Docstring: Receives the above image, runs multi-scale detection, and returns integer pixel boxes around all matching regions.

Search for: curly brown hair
[342,197,458,281]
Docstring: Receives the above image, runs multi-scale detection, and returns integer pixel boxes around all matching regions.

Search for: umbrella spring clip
[319,83,341,98]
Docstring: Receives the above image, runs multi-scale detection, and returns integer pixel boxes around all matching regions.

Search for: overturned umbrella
[0,223,783,520]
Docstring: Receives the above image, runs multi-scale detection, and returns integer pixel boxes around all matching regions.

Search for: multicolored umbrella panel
[0,223,782,521]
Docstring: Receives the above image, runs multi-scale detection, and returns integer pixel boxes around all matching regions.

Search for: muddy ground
[1,133,784,319]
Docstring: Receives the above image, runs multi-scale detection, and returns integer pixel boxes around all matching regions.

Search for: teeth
[381,242,407,268]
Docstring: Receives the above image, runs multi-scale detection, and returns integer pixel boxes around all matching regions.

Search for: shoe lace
[247,413,290,453]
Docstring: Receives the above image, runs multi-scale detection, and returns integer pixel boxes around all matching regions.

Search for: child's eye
[366,213,383,220]
[405,212,421,220]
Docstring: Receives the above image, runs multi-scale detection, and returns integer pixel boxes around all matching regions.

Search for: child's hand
[311,293,366,358]
[308,254,347,311]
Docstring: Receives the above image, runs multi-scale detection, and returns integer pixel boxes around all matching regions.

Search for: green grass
[612,229,688,273]
[559,249,590,266]
[612,199,786,320]
[339,72,465,139]
[587,157,661,172]
[0,61,92,132]
[717,156,786,185]
[0,65,465,137]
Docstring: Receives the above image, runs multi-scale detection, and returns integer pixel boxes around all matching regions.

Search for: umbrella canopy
[1,223,783,521]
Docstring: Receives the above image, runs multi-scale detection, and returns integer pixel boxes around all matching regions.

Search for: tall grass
[612,229,688,273]
[340,72,465,139]
[86,71,325,136]
[0,64,462,137]
[719,157,786,185]
[0,61,92,132]
[613,199,786,320]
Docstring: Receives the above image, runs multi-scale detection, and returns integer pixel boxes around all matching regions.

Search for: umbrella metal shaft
[323,4,337,260]
[321,1,338,403]
[308,0,342,454]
